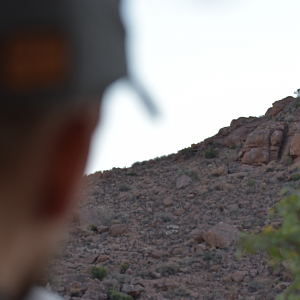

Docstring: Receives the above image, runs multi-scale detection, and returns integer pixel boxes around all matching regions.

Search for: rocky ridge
[48,96,300,300]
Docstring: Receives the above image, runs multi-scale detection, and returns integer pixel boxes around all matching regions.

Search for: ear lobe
[40,117,93,220]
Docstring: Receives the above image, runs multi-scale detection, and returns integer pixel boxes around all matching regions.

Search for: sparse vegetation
[290,174,300,182]
[108,287,133,300]
[155,212,172,222]
[119,184,131,191]
[219,205,224,212]
[125,171,138,176]
[282,155,293,167]
[114,212,129,224]
[90,266,108,281]
[88,224,97,231]
[97,206,115,227]
[203,252,212,261]
[179,169,198,180]
[179,146,196,158]
[205,147,218,159]
[174,286,190,297]
[157,262,180,276]
[120,262,129,274]
[247,179,256,187]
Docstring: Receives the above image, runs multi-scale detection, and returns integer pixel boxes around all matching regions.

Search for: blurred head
[0,0,127,298]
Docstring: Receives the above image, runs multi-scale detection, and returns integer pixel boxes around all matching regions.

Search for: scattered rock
[232,271,248,283]
[97,255,110,263]
[110,224,128,237]
[163,197,172,207]
[176,175,192,189]
[203,222,240,249]
[152,250,166,259]
[121,283,143,298]
[189,229,204,244]
[97,226,109,234]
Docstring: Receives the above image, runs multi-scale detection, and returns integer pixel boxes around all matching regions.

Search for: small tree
[294,88,300,98]
[240,190,300,299]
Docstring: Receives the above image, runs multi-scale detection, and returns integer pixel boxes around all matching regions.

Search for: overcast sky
[85,0,300,174]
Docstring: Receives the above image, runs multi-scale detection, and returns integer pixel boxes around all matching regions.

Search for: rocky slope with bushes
[47,96,300,300]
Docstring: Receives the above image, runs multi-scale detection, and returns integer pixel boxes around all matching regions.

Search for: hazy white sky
[85,0,300,174]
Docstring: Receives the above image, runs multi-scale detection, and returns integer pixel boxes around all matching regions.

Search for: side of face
[0,101,100,299]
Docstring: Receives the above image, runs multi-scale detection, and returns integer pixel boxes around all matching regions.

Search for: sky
[85,0,300,174]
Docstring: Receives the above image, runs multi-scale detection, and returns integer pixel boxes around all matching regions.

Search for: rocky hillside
[48,96,300,300]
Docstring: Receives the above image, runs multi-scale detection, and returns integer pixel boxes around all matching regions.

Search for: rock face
[196,96,300,166]
[176,175,192,189]
[203,222,240,249]
[240,123,287,166]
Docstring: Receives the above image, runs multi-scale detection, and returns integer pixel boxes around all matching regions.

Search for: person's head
[0,0,126,298]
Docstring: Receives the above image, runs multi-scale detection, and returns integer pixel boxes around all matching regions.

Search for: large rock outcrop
[199,96,300,166]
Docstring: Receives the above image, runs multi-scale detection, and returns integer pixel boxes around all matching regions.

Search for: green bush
[125,172,138,176]
[90,266,108,281]
[240,191,300,299]
[119,184,131,192]
[156,262,180,275]
[108,287,133,300]
[219,206,224,212]
[205,148,218,159]
[247,179,256,187]
[120,262,129,274]
[89,224,97,231]
[291,174,300,182]
[231,144,236,149]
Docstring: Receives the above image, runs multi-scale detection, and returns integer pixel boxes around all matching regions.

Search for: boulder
[176,175,192,189]
[241,147,270,166]
[203,222,240,249]
[212,165,228,176]
[232,271,248,283]
[173,208,184,216]
[155,279,175,291]
[163,197,172,207]
[189,229,204,244]
[121,283,143,299]
[152,250,166,259]
[97,226,109,234]
[97,255,110,263]
[110,224,128,237]
[194,185,208,195]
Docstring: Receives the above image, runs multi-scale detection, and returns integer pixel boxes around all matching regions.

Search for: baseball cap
[0,0,158,115]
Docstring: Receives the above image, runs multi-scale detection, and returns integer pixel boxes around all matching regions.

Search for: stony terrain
[48,96,300,300]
